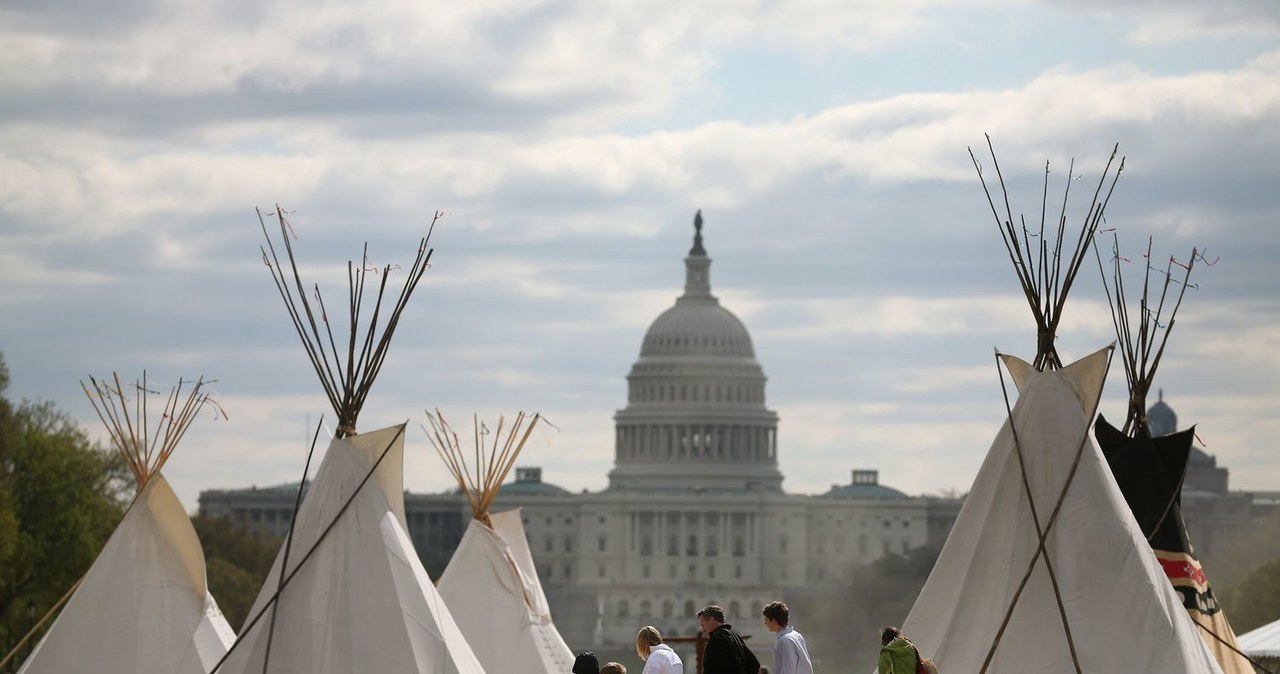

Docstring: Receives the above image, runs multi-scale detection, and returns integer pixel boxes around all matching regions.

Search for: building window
[729,600,740,617]
[641,535,653,556]
[663,599,673,618]
[779,536,788,555]
[687,535,699,556]
[599,564,606,579]
[735,564,743,580]
[564,537,573,553]
[545,537,553,553]
[684,600,696,616]
[883,539,891,554]
[709,564,716,579]
[598,536,607,552]
[619,599,630,618]
[643,564,650,579]
[563,563,572,579]
[640,599,651,617]
[668,535,679,556]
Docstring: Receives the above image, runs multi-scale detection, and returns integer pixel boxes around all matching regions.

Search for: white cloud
[2,0,1279,511]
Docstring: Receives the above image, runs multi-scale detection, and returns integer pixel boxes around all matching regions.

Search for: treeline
[789,543,943,671]
[0,354,276,665]
[1203,510,1280,633]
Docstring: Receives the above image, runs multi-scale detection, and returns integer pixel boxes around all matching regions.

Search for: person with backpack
[698,604,761,674]
[877,626,938,674]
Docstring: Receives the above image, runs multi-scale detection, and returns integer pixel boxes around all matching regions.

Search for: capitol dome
[1147,389,1177,437]
[609,211,782,492]
[640,301,755,359]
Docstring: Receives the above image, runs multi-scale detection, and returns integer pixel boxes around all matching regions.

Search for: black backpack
[728,630,760,674]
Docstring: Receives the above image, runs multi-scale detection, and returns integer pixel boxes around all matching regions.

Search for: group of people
[570,602,936,674]
[570,601,815,674]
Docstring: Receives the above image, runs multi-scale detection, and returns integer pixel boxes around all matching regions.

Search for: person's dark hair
[881,626,904,646]
[697,604,726,623]
[573,651,600,674]
[761,601,790,627]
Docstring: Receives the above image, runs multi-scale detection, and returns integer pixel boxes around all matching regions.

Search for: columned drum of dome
[609,211,783,492]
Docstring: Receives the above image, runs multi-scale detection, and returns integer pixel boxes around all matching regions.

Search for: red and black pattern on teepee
[1094,417,1220,614]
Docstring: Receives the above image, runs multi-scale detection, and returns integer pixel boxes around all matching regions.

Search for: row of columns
[629,381,763,405]
[616,424,777,463]
[627,511,757,557]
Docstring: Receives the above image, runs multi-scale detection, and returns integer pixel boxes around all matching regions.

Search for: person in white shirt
[762,601,814,674]
[636,625,683,674]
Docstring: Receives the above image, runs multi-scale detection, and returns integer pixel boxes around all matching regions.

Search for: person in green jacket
[877,626,919,674]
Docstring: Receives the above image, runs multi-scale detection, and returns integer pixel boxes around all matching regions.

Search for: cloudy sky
[2,0,1278,511]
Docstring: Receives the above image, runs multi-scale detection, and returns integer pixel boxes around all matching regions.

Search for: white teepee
[898,141,1224,673]
[15,373,235,674]
[214,211,484,673]
[214,425,486,674]
[900,347,1224,674]
[428,411,576,674]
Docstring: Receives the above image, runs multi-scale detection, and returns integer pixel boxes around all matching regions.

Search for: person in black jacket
[697,604,760,674]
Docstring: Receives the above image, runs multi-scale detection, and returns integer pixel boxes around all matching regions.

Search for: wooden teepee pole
[81,372,217,491]
[422,409,543,524]
[971,137,1125,371]
[258,206,441,437]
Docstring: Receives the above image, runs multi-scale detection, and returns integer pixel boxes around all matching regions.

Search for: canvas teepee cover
[212,208,484,673]
[15,374,235,674]
[1091,239,1254,674]
[429,411,576,674]
[214,425,485,674]
[898,141,1222,673]
[902,348,1222,673]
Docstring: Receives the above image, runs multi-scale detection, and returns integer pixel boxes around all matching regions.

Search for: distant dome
[498,480,569,496]
[498,467,569,495]
[825,483,909,500]
[1147,390,1177,437]
[609,211,782,493]
[640,302,755,359]
[824,470,909,500]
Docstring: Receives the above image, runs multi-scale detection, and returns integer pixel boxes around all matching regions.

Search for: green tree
[0,355,129,663]
[191,515,281,628]
[1224,556,1280,633]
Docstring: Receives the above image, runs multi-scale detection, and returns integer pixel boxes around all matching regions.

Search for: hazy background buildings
[198,228,1277,658]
